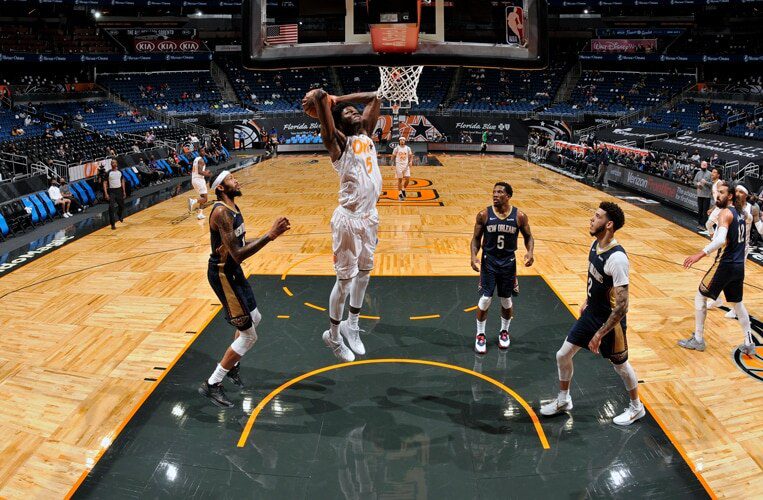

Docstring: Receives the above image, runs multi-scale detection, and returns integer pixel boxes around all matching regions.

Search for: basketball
[302,90,336,119]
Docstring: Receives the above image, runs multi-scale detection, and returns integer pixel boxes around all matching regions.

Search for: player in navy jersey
[679,181,755,356]
[198,170,290,408]
[540,202,645,426]
[470,182,534,354]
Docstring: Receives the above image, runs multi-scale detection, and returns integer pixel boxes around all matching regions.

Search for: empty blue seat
[79,180,97,203]
[21,197,41,224]
[0,212,10,237]
[37,191,59,217]
[29,194,50,221]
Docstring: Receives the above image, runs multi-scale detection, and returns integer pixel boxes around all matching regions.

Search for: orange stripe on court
[237,358,550,450]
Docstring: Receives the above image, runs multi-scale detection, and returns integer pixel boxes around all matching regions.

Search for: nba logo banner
[506,6,525,45]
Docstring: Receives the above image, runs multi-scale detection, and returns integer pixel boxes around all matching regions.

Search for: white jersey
[392,145,412,168]
[332,134,382,214]
[192,157,206,180]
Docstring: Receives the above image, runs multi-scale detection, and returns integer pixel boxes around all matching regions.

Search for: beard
[590,224,605,237]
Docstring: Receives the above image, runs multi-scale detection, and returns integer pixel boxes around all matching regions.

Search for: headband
[737,185,749,195]
[211,170,231,191]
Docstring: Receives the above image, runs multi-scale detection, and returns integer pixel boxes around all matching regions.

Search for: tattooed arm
[211,206,290,264]
[588,285,628,354]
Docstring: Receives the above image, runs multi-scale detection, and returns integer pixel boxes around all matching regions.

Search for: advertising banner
[591,39,657,53]
[607,164,698,211]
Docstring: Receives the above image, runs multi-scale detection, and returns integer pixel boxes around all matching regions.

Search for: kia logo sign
[157,40,177,51]
[179,40,199,51]
[135,41,155,52]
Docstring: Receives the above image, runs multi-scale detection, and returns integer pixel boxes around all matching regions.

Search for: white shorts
[395,163,411,179]
[331,206,379,280]
[192,177,208,195]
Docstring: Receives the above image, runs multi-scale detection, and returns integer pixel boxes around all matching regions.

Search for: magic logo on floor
[378,177,443,206]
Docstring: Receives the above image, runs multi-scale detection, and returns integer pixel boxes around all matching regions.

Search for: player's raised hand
[268,217,291,240]
[471,257,480,272]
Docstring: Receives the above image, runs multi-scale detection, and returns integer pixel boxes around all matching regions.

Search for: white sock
[631,397,642,409]
[348,311,359,329]
[476,319,486,335]
[500,316,512,331]
[329,322,340,341]
[733,303,753,345]
[558,389,569,402]
[207,363,229,385]
[189,197,196,205]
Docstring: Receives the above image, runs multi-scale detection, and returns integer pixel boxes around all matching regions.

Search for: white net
[377,66,424,110]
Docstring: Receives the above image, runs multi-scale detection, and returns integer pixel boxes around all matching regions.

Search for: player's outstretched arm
[684,208,732,268]
[305,89,344,162]
[211,207,290,264]
[589,285,629,354]
[470,210,487,272]
[518,211,535,266]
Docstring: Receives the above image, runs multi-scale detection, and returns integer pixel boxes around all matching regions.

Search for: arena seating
[220,57,334,114]
[448,62,567,113]
[635,101,759,135]
[98,71,251,116]
[542,71,694,117]
[0,25,117,54]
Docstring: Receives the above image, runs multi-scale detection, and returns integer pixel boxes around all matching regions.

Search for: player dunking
[303,88,382,362]
[391,136,413,201]
[189,152,211,220]
[198,170,290,407]
[540,202,645,426]
[470,182,534,354]
[679,181,755,355]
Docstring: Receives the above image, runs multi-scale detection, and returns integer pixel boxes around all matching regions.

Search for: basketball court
[0,0,761,498]
[0,154,760,498]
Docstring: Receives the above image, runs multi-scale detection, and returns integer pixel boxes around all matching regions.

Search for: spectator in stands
[132,142,141,153]
[11,126,24,136]
[145,130,155,146]
[693,161,713,231]
[135,158,160,185]
[103,159,127,230]
[48,178,73,218]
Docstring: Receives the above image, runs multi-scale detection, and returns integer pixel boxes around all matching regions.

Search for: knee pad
[478,295,492,311]
[231,324,258,356]
[499,296,513,309]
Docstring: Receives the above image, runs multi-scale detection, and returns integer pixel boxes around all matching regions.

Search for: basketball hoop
[377,65,423,111]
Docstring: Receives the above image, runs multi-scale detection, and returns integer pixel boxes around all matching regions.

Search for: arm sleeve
[702,225,728,255]
[604,251,629,287]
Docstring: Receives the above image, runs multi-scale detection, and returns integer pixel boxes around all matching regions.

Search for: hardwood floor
[0,154,759,498]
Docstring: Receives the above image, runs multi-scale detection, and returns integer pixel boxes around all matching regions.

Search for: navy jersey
[481,206,519,267]
[586,241,628,318]
[719,207,746,265]
[209,201,246,265]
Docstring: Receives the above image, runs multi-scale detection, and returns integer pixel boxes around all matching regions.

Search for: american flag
[265,24,298,45]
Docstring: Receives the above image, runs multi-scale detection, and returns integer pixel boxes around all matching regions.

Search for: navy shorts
[208,260,257,329]
[566,310,628,365]
[699,261,744,303]
[480,258,516,298]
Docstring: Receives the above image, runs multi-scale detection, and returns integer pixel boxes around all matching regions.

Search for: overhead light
[195,10,203,16]
[92,10,102,18]
[583,9,589,13]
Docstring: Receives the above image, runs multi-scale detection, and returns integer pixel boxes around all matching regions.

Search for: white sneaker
[725,309,737,319]
[62,213,70,218]
[474,334,487,354]
[323,330,355,363]
[613,403,646,426]
[339,320,366,355]
[738,343,756,356]
[196,212,205,220]
[188,198,197,213]
[498,330,510,349]
[540,396,573,416]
